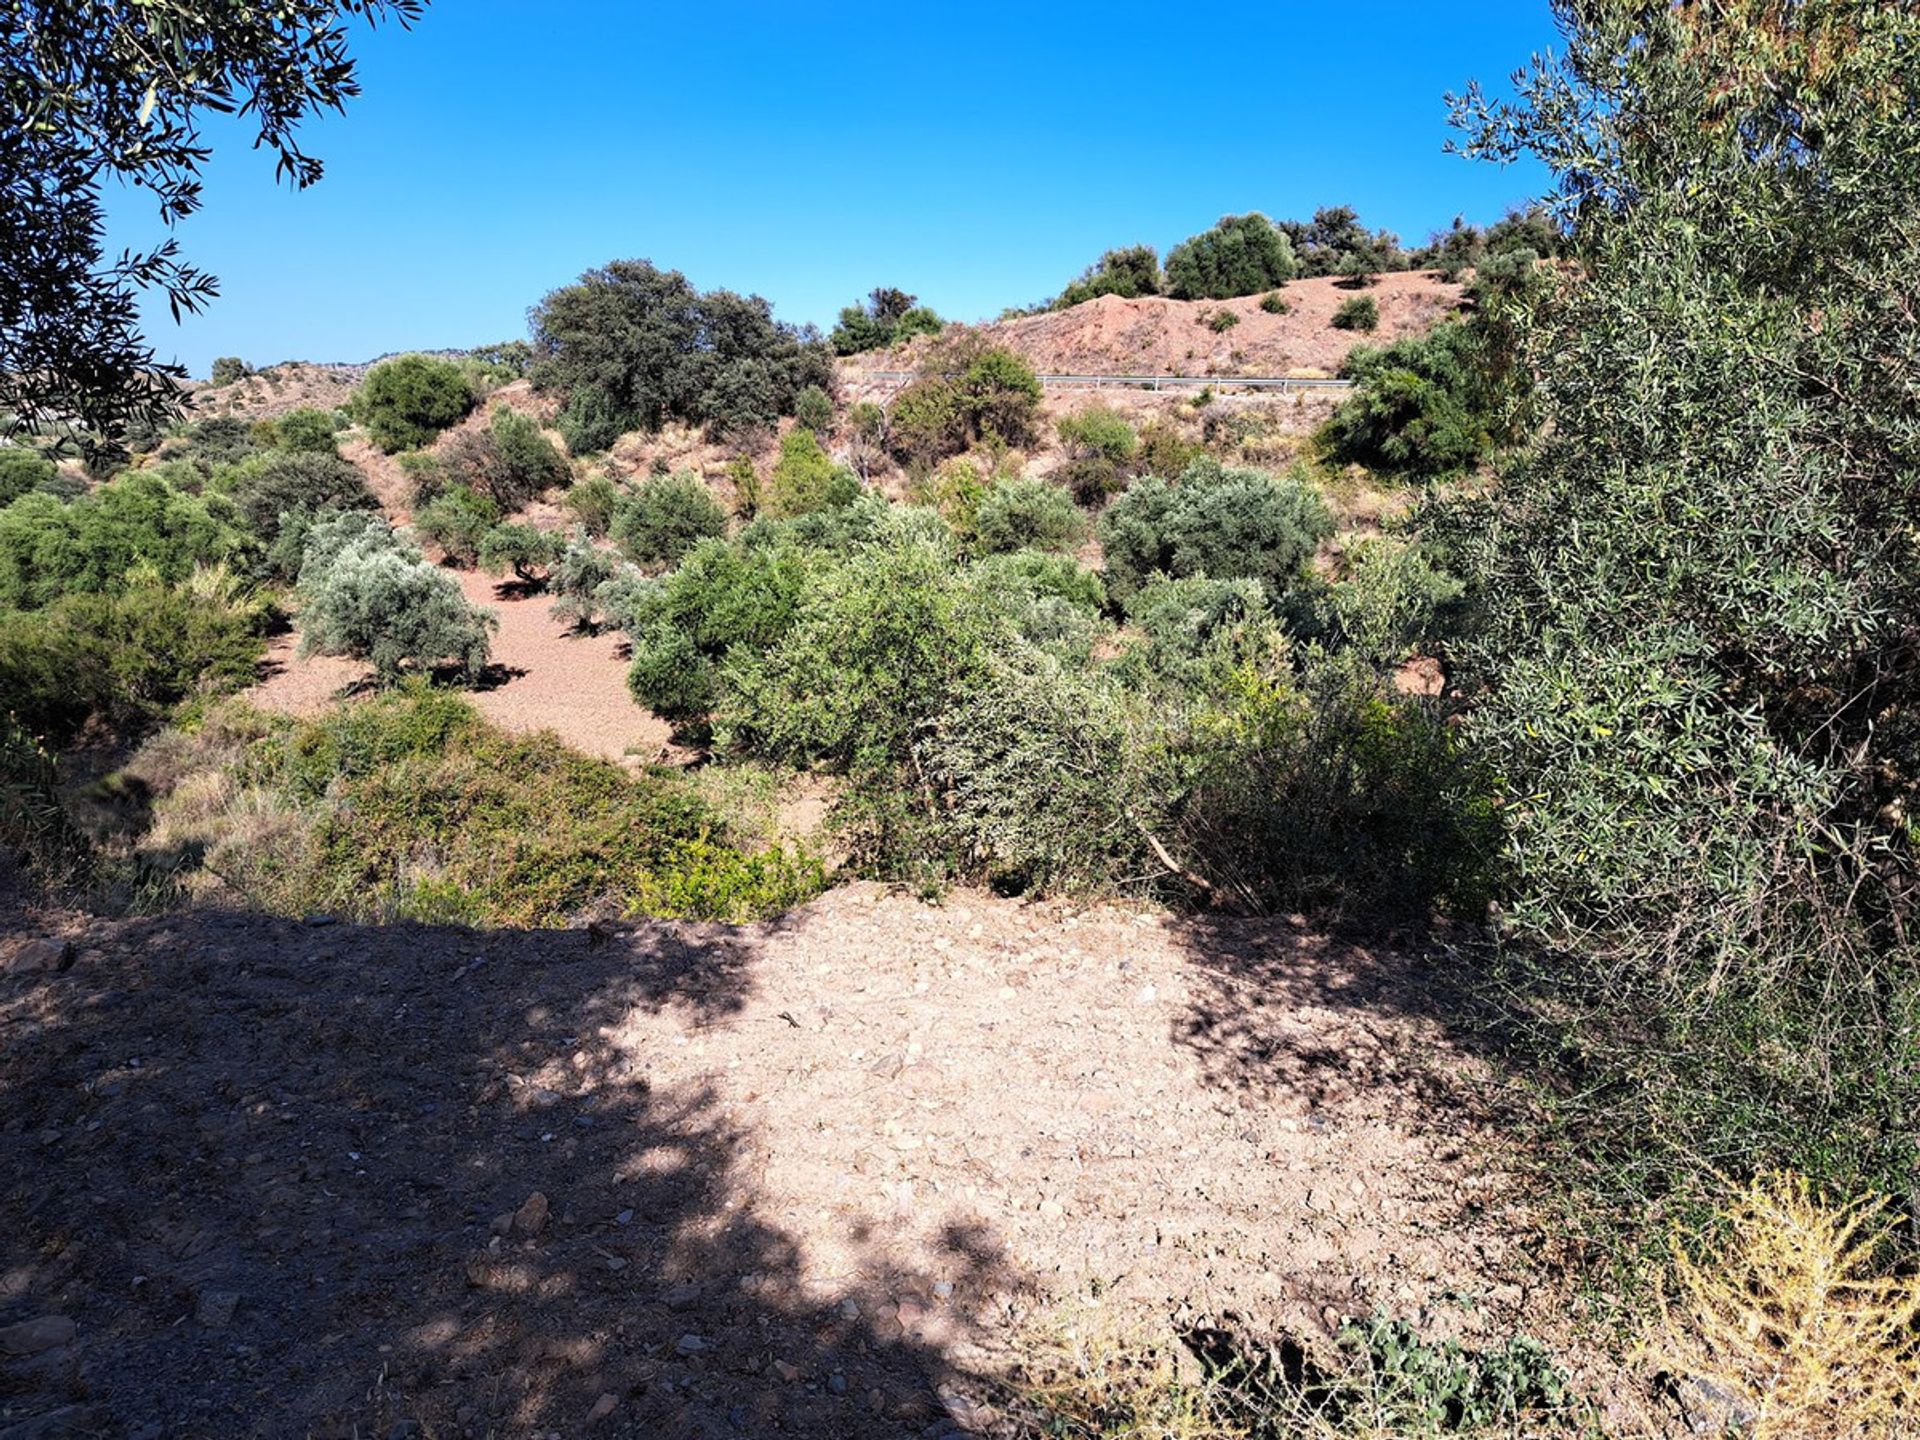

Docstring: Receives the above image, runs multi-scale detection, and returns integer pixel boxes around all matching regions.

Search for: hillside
[854,272,1464,381]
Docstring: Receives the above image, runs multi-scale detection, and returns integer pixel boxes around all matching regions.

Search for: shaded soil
[0,885,1539,1439]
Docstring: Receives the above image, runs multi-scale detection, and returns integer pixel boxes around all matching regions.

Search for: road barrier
[847,370,1352,395]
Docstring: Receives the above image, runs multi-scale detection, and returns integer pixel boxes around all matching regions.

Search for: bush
[1057,405,1138,466]
[411,486,499,567]
[1331,295,1379,332]
[547,538,624,632]
[0,448,57,506]
[530,259,834,437]
[174,415,259,468]
[1165,213,1298,300]
[1319,322,1492,480]
[794,384,833,435]
[355,354,476,453]
[564,473,619,537]
[275,407,340,455]
[0,471,246,610]
[477,523,564,586]
[611,472,728,568]
[829,287,944,355]
[886,378,965,467]
[1097,459,1333,603]
[296,513,495,683]
[1054,245,1162,308]
[441,405,570,510]
[224,449,378,555]
[972,476,1084,555]
[623,537,816,727]
[209,356,253,387]
[396,449,448,508]
[1207,308,1240,333]
[135,689,824,926]
[765,429,858,518]
[957,345,1044,447]
[1280,205,1407,279]
[0,564,268,745]
[1259,291,1291,315]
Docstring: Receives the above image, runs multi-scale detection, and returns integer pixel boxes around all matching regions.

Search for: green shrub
[1165,213,1298,299]
[794,384,834,435]
[1122,573,1273,676]
[209,356,253,387]
[477,523,564,586]
[442,404,570,510]
[1057,405,1138,466]
[970,551,1109,655]
[886,378,966,467]
[174,415,259,468]
[765,429,858,518]
[1319,321,1492,480]
[1280,205,1407,279]
[0,448,58,506]
[556,384,626,455]
[139,689,824,926]
[275,407,340,455]
[0,472,246,610]
[531,259,834,437]
[611,472,728,568]
[412,486,500,567]
[972,476,1084,555]
[623,537,816,727]
[0,565,267,745]
[355,354,477,452]
[396,449,448,508]
[829,287,944,355]
[1208,307,1241,333]
[957,345,1044,447]
[296,513,495,683]
[224,449,378,557]
[1331,295,1380,332]
[1097,459,1333,603]
[564,473,620,537]
[547,538,624,632]
[893,306,944,343]
[1054,245,1162,308]
[1259,291,1291,315]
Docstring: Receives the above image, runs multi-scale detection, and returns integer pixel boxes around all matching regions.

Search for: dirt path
[247,571,673,765]
[0,886,1532,1439]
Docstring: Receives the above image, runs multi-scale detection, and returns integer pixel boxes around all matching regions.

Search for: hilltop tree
[1164,214,1298,300]
[1053,245,1163,308]
[830,287,945,355]
[1280,206,1406,278]
[0,1,425,452]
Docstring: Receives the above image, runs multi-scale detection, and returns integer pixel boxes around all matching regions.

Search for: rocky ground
[0,883,1539,1439]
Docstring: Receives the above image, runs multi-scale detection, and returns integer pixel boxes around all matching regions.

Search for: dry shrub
[1648,1171,1920,1439]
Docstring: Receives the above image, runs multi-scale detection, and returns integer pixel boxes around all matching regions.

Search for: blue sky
[107,1,1561,376]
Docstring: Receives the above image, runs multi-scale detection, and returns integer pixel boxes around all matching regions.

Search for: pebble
[828,1371,848,1395]
[674,1333,708,1356]
[513,1191,550,1237]
[586,1392,619,1423]
[835,1298,860,1321]
[773,1359,800,1383]
[0,1315,75,1355]
[195,1290,240,1329]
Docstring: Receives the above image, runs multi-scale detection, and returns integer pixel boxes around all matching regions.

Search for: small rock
[0,1315,75,1354]
[513,1191,550,1237]
[828,1372,848,1396]
[773,1359,800,1383]
[195,1289,240,1329]
[1675,1374,1758,1436]
[303,914,338,927]
[0,938,73,977]
[835,1298,860,1321]
[1038,1198,1064,1220]
[728,1405,750,1430]
[387,1422,421,1440]
[614,1208,634,1226]
[665,1283,702,1311]
[489,1210,515,1237]
[675,1333,708,1356]
[586,1392,619,1424]
[932,1281,954,1299]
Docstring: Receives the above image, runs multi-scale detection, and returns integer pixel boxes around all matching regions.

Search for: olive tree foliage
[1164,214,1298,300]
[296,511,494,683]
[1438,0,1920,1192]
[529,260,835,445]
[0,1,423,451]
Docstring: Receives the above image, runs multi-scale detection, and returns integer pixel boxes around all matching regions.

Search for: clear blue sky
[107,0,1560,377]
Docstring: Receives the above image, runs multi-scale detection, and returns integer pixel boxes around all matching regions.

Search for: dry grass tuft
[1648,1170,1920,1439]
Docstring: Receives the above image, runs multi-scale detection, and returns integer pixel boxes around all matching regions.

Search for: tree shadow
[0,906,1020,1437]
[1159,912,1531,1135]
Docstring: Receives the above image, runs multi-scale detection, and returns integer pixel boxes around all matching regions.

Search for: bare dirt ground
[0,881,1542,1439]
[247,571,672,766]
[854,273,1463,383]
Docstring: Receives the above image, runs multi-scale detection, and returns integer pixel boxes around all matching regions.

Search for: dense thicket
[1440,0,1920,1204]
[530,260,835,446]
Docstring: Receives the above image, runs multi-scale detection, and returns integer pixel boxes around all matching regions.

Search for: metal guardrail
[848,369,1352,394]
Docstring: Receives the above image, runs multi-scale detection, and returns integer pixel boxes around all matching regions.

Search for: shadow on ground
[0,903,1014,1438]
